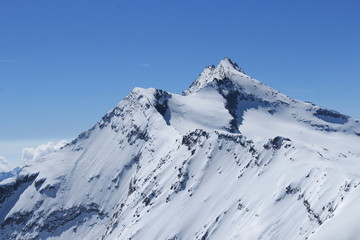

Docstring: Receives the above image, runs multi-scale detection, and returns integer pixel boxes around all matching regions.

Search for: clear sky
[1,0,359,167]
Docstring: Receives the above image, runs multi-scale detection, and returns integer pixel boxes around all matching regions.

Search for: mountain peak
[184,58,249,95]
[219,57,246,74]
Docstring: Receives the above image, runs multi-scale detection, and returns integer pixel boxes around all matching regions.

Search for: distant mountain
[0,167,21,183]
[1,58,360,240]
[0,157,21,182]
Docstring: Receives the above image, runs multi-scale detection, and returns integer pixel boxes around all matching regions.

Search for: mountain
[0,167,22,183]
[0,158,20,183]
[1,58,360,240]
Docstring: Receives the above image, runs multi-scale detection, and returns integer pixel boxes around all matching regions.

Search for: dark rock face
[154,89,171,120]
[272,136,291,149]
[1,202,106,240]
[213,78,242,132]
[0,173,38,204]
[264,136,291,150]
[0,167,21,183]
[314,108,349,124]
[182,129,209,150]
[127,125,149,145]
[40,203,106,232]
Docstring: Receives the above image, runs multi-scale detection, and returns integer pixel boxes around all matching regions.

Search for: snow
[1,58,359,240]
[309,189,360,240]
[167,86,233,134]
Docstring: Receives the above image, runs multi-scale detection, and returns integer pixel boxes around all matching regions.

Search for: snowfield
[1,58,360,240]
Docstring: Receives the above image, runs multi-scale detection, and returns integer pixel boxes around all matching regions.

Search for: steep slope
[1,58,360,240]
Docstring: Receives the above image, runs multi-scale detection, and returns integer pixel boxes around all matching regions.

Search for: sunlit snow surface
[1,58,360,240]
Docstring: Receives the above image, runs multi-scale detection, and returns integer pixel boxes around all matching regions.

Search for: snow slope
[1,58,360,240]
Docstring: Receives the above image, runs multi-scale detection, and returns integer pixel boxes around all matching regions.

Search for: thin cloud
[0,59,17,63]
[139,63,151,67]
[0,156,11,172]
[280,87,314,94]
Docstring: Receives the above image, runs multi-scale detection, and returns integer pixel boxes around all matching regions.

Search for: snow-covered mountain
[1,58,360,240]
[0,167,21,183]
[0,157,21,183]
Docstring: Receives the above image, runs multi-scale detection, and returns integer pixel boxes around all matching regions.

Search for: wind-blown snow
[1,58,359,240]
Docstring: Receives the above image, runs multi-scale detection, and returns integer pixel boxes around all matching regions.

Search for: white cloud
[139,63,151,67]
[0,156,11,172]
[21,139,68,164]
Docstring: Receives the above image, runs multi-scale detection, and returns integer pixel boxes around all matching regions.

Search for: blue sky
[1,0,359,167]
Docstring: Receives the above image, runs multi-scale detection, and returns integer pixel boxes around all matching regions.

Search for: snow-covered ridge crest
[70,57,358,141]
